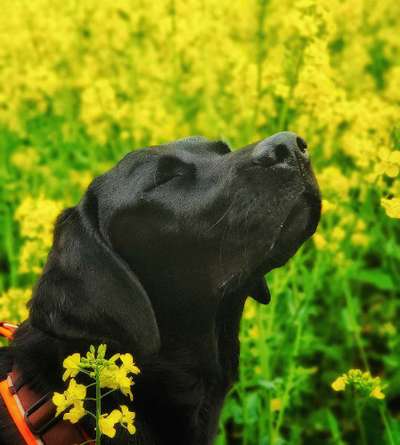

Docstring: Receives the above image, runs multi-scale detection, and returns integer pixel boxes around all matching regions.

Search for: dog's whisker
[242,199,253,273]
[206,188,239,234]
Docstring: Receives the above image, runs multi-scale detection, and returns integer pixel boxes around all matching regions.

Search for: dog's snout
[252,131,308,167]
[252,142,291,168]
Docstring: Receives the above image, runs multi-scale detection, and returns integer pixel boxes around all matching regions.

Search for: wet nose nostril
[252,142,291,167]
[296,136,308,153]
[253,132,305,167]
[274,143,290,163]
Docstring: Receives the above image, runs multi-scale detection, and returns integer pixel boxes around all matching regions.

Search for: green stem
[262,295,276,444]
[79,369,94,376]
[354,398,367,445]
[95,365,102,445]
[343,283,369,371]
[85,411,97,420]
[272,276,307,442]
[272,314,303,440]
[100,388,117,399]
[255,301,270,443]
[379,405,396,445]
[343,277,395,445]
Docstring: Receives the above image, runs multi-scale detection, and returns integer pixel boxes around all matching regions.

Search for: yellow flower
[332,226,345,242]
[99,364,134,400]
[321,199,335,214]
[52,379,87,416]
[99,353,139,400]
[15,196,63,275]
[0,288,30,322]
[379,322,396,337]
[119,405,136,435]
[376,148,400,178]
[99,409,122,438]
[331,369,386,400]
[69,170,94,191]
[351,233,369,247]
[16,196,63,246]
[114,367,135,401]
[270,398,282,412]
[62,353,81,381]
[317,166,352,200]
[390,151,400,165]
[313,233,327,250]
[53,345,140,435]
[52,393,71,415]
[249,326,259,339]
[381,198,400,219]
[331,376,347,391]
[11,147,40,171]
[243,300,256,320]
[370,386,385,400]
[63,400,86,423]
[120,354,140,375]
[376,162,399,178]
[99,363,119,389]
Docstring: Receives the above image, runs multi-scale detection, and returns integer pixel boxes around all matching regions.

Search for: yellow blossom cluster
[331,368,385,400]
[53,378,87,422]
[0,288,30,322]
[15,196,63,274]
[68,170,94,191]
[10,147,40,172]
[316,214,368,246]
[381,198,400,219]
[99,406,136,438]
[53,344,139,438]
[0,0,398,237]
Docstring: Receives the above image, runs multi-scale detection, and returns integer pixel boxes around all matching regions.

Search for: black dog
[0,132,321,445]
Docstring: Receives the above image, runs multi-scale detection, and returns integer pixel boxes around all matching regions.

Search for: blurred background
[0,0,399,443]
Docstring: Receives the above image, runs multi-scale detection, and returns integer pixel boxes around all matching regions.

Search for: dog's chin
[259,190,321,274]
[217,191,321,300]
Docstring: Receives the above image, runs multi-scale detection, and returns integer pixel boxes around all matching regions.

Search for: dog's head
[29,133,320,357]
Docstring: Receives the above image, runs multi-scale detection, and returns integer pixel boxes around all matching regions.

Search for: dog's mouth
[247,188,321,303]
[218,188,321,301]
[262,189,321,271]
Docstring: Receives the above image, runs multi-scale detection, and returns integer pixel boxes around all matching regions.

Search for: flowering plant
[52,344,139,444]
[331,368,395,444]
[331,368,385,400]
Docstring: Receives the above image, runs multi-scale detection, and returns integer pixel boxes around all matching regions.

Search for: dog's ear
[249,277,271,305]
[29,188,160,358]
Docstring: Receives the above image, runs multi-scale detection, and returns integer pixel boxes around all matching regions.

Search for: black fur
[0,133,321,444]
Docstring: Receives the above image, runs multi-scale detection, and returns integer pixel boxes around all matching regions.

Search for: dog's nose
[252,131,308,167]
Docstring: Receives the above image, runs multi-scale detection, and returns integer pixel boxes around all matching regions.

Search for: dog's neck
[142,278,247,376]
[7,291,247,445]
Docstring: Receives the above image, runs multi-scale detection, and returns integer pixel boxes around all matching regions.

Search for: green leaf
[244,392,260,424]
[350,269,395,291]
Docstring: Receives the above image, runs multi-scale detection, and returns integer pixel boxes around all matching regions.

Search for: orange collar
[0,376,42,445]
[0,322,18,340]
[0,322,94,445]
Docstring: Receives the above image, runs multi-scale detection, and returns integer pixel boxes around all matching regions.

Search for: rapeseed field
[0,1,399,443]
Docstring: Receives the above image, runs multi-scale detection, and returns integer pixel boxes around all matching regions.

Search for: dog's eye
[151,156,192,189]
